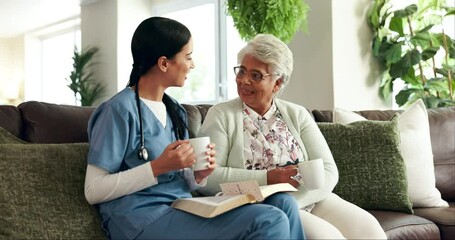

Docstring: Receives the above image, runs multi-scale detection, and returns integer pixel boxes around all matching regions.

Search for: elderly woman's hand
[267,165,300,188]
[194,143,217,183]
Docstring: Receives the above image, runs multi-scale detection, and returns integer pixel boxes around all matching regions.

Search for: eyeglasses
[233,66,275,82]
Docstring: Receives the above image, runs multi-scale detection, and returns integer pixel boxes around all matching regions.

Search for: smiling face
[166,37,195,87]
[236,54,282,115]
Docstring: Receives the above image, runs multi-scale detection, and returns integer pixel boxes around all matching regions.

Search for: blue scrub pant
[108,193,304,239]
[263,192,305,239]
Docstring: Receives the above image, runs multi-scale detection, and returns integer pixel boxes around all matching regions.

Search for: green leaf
[394,4,418,18]
[425,78,448,92]
[227,0,309,43]
[379,73,393,99]
[444,7,455,16]
[367,0,381,29]
[389,16,404,35]
[417,24,434,33]
[422,96,441,108]
[402,67,420,85]
[389,50,421,78]
[384,42,402,64]
[411,32,431,48]
[450,47,455,59]
[395,88,416,106]
[67,46,104,106]
[390,63,410,79]
[408,49,422,65]
[421,47,440,61]
[372,36,383,57]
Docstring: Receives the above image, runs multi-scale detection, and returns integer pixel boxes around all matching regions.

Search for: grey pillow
[317,119,413,214]
[0,143,105,239]
[0,127,26,144]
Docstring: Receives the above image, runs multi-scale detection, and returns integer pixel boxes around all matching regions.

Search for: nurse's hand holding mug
[152,137,216,184]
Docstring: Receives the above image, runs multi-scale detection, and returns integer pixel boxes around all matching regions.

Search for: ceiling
[0,0,81,38]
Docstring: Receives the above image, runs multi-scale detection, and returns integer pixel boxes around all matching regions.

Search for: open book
[171,180,297,218]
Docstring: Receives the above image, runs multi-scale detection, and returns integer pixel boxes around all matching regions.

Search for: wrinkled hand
[151,140,195,177]
[194,143,217,183]
[267,165,300,188]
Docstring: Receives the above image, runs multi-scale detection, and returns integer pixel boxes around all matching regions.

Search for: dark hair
[128,17,190,140]
[127,16,191,84]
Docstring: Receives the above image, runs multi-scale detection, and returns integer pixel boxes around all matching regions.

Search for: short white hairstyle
[237,34,293,96]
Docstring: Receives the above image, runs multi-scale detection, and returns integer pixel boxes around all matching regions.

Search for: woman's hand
[267,165,300,188]
[151,140,195,177]
[194,143,217,183]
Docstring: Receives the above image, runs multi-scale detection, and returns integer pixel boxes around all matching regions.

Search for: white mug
[188,136,210,171]
[296,158,325,190]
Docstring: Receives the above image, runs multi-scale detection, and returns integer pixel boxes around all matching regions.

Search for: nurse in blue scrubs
[84,16,305,240]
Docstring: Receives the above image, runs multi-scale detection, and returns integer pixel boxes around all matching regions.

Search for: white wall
[285,0,334,111]
[81,0,118,106]
[332,0,390,110]
[0,37,24,105]
[117,0,152,90]
[283,0,390,111]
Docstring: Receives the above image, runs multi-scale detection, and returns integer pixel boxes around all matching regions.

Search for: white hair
[237,34,293,96]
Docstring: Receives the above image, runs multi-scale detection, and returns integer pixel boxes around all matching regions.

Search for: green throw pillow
[0,127,26,144]
[317,119,413,214]
[0,143,105,239]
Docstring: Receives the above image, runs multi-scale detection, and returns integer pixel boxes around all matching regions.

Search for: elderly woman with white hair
[198,34,387,239]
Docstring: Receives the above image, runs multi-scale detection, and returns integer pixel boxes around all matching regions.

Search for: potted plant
[226,0,310,43]
[67,46,105,106]
[368,0,455,108]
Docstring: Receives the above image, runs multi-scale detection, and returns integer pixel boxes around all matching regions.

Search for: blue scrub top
[87,88,192,239]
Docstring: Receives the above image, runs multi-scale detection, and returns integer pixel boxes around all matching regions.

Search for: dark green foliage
[67,46,105,106]
[226,0,310,43]
[368,0,455,108]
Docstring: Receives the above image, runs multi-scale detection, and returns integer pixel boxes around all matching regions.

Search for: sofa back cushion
[427,107,455,201]
[18,101,95,143]
[0,105,22,139]
[183,104,212,138]
[312,106,455,201]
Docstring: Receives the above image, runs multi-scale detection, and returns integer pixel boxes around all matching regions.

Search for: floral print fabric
[243,102,304,170]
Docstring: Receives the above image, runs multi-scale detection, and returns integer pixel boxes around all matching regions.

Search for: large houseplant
[226,0,310,43]
[368,0,455,108]
[67,46,105,106]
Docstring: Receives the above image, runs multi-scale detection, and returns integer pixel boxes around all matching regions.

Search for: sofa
[0,100,453,239]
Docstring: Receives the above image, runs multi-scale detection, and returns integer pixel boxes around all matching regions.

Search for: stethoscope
[134,83,184,161]
[135,85,148,161]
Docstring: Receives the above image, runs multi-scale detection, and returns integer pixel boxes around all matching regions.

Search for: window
[41,29,81,105]
[153,0,245,104]
[24,18,81,105]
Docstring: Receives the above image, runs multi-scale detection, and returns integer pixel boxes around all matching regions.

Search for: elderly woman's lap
[303,193,386,240]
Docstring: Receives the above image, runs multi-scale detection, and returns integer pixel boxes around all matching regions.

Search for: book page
[220,181,298,202]
[220,180,264,201]
[259,183,298,198]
